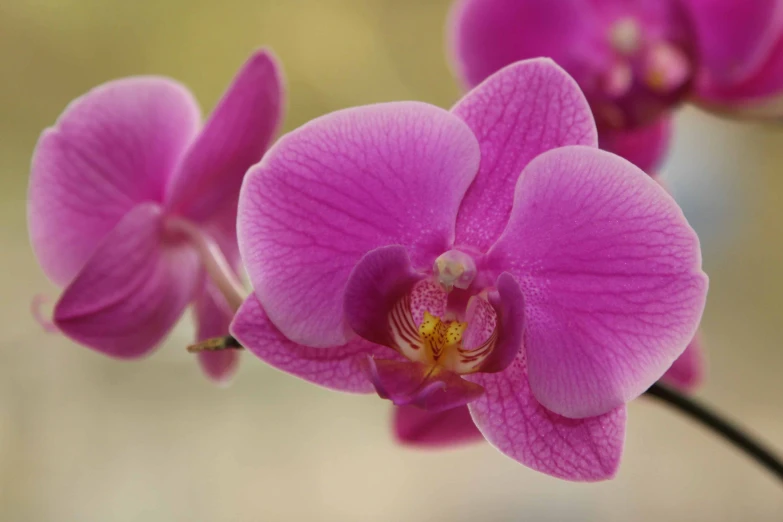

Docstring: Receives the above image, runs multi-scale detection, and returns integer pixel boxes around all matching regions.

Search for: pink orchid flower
[231,58,708,481]
[28,50,284,383]
[449,0,783,173]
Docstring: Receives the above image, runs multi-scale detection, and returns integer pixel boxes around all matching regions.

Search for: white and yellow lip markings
[388,295,497,376]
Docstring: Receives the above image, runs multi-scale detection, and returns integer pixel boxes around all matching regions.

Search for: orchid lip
[388,287,498,376]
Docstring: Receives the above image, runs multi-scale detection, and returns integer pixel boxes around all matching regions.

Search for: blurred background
[1,0,782,520]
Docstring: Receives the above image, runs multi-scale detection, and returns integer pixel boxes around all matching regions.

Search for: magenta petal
[231,295,396,393]
[451,58,597,252]
[53,203,200,359]
[392,405,484,448]
[690,0,783,112]
[694,34,783,113]
[198,349,239,385]
[194,282,240,384]
[467,354,626,481]
[598,118,672,174]
[684,0,783,89]
[344,245,422,348]
[449,0,590,89]
[725,34,783,102]
[473,273,524,373]
[166,49,284,223]
[28,78,200,286]
[238,102,480,347]
[365,358,484,413]
[486,145,708,418]
[661,333,705,391]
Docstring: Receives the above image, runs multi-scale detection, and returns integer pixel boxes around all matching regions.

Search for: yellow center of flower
[418,311,468,362]
[388,289,497,375]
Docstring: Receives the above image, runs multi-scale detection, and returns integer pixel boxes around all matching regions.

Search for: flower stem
[644,383,783,482]
[166,218,246,312]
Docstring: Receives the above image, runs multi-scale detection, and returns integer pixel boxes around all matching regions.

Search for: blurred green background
[1,1,782,520]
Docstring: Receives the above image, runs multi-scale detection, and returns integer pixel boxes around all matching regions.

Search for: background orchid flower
[231,58,708,481]
[28,49,283,383]
[449,0,783,173]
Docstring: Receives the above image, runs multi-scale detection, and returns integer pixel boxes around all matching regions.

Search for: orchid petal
[344,245,423,350]
[230,295,396,393]
[472,273,524,374]
[687,0,783,114]
[486,145,708,418]
[684,0,783,90]
[365,358,484,413]
[467,353,626,482]
[392,405,483,447]
[194,281,240,384]
[598,118,672,174]
[166,49,284,223]
[451,59,597,252]
[28,78,200,286]
[692,33,783,117]
[238,102,480,347]
[197,350,240,385]
[661,333,705,391]
[462,291,496,352]
[53,203,200,359]
[724,35,783,102]
[449,0,590,89]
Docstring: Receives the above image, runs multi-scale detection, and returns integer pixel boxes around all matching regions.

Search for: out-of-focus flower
[28,50,284,383]
[449,0,783,172]
[231,58,708,480]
